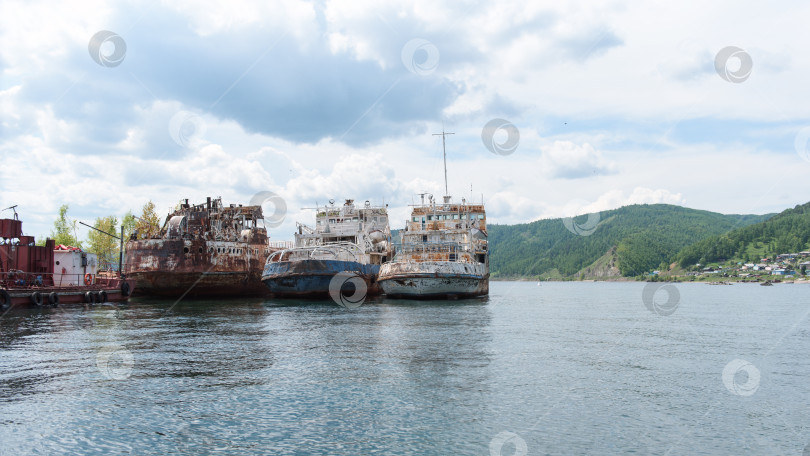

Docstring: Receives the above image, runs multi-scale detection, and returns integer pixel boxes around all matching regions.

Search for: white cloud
[3,0,810,242]
[539,140,616,179]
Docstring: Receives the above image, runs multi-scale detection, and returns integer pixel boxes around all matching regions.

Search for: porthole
[183,247,189,254]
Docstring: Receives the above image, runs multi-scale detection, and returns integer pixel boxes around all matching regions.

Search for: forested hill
[488,204,772,278]
[674,201,810,267]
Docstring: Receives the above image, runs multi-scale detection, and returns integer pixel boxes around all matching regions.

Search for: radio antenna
[432,129,454,197]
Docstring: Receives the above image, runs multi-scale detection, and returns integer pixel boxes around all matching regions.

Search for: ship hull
[125,239,270,299]
[0,278,136,309]
[377,261,489,299]
[262,259,382,298]
[128,271,267,298]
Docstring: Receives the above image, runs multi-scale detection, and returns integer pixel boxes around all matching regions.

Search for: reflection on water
[0,293,494,455]
[2,282,810,455]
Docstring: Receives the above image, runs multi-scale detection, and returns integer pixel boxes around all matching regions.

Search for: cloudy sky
[2,0,810,241]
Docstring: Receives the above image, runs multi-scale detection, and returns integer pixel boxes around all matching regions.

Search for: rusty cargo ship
[377,194,489,299]
[125,197,280,298]
[1,212,135,309]
[261,199,394,298]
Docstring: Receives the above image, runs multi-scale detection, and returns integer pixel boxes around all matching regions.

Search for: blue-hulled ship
[261,199,394,298]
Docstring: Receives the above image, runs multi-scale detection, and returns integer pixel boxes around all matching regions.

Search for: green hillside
[675,201,810,267]
[488,204,772,278]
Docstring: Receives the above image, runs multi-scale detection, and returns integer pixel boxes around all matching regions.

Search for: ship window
[55,261,60,265]
[183,247,189,254]
[427,215,433,221]
[453,214,459,220]
[449,253,456,262]
[422,235,428,242]
[198,247,203,253]
[209,247,214,253]
[353,217,359,221]
[412,217,418,222]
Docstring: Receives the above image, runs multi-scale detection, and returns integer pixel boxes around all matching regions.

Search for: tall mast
[432,129,454,196]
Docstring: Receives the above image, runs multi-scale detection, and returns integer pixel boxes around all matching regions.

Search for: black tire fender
[0,289,10,309]
[30,291,43,306]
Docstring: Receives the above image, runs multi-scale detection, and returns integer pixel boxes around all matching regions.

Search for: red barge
[0,214,135,309]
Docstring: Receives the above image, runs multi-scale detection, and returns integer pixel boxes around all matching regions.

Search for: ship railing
[266,242,365,264]
[268,240,294,250]
[0,271,126,288]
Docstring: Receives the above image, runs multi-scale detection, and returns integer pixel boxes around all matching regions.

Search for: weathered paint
[261,199,393,298]
[377,260,488,298]
[381,195,489,299]
[124,197,279,299]
[1,216,135,308]
[0,277,136,308]
[262,259,381,298]
[126,238,271,298]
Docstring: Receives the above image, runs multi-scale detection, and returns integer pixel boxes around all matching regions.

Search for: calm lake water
[1,281,810,455]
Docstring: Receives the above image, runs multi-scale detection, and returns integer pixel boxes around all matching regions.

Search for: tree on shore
[122,210,137,240]
[50,204,82,248]
[87,215,119,267]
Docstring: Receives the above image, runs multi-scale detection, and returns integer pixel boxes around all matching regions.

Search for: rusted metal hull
[262,259,382,298]
[377,261,488,299]
[129,271,268,298]
[0,278,136,309]
[125,239,271,298]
